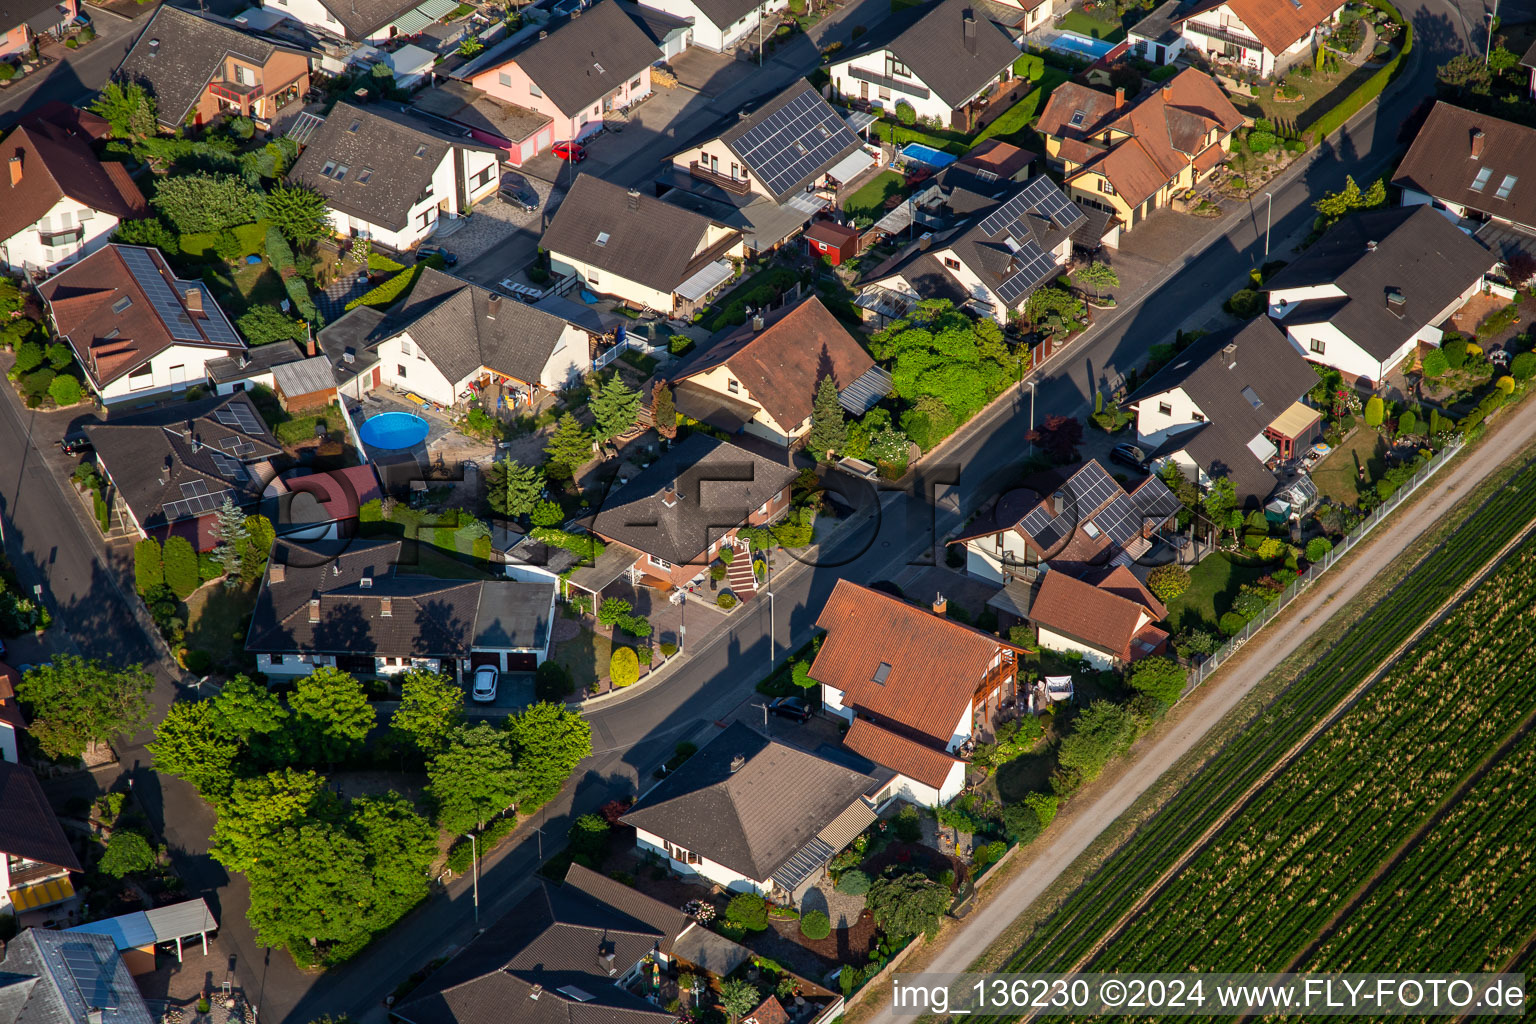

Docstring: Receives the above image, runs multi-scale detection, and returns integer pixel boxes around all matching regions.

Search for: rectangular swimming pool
[1048,30,1116,60]
[900,142,958,168]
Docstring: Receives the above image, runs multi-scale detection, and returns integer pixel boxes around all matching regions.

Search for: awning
[838,365,892,414]
[675,259,733,303]
[562,542,642,596]
[1246,432,1278,463]
[9,875,75,912]
[671,380,759,433]
[826,147,876,186]
[783,191,831,215]
[1265,400,1321,440]
[391,0,456,34]
[843,110,878,134]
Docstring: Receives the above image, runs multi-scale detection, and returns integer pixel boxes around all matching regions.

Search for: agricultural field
[970,455,1536,1011]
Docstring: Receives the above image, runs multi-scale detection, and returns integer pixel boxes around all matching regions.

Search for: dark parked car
[499,180,539,212]
[416,245,458,266]
[768,696,811,723]
[1110,443,1147,471]
[60,433,92,456]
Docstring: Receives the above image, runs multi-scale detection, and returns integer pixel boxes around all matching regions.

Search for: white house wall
[538,324,592,390]
[328,150,478,252]
[831,50,961,121]
[92,344,238,405]
[377,330,458,406]
[1400,187,1467,223]
[549,252,675,311]
[964,529,1031,585]
[1279,320,1383,382]
[1037,625,1116,668]
[266,0,351,35]
[633,826,771,893]
[1,195,123,274]
[1132,385,1208,448]
[214,370,278,395]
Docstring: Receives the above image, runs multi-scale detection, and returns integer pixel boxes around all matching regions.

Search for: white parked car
[472,665,499,703]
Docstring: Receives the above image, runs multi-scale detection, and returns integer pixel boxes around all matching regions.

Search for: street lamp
[464,832,479,925]
[1485,0,1500,66]
[1026,381,1037,455]
[1262,191,1273,258]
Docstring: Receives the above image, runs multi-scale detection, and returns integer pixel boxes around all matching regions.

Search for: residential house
[1393,101,1536,270]
[409,80,554,168]
[632,0,783,53]
[618,0,694,61]
[588,433,796,595]
[261,464,382,541]
[391,863,714,1024]
[668,295,890,447]
[1026,565,1168,668]
[205,339,311,396]
[623,721,877,903]
[0,665,20,764]
[828,0,1021,131]
[83,392,283,551]
[1128,0,1187,65]
[116,6,310,129]
[1173,0,1345,78]
[346,266,592,409]
[541,173,746,315]
[38,244,248,405]
[855,176,1088,326]
[460,0,659,146]
[810,580,1028,806]
[288,102,502,252]
[0,760,81,920]
[258,0,440,42]
[1265,205,1497,388]
[976,0,1055,34]
[0,929,155,1024]
[954,138,1036,182]
[954,459,1181,584]
[246,536,558,678]
[1036,70,1245,231]
[0,0,79,61]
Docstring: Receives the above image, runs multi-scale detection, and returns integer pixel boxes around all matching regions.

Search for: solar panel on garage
[119,247,200,342]
[731,89,860,199]
[213,399,265,436]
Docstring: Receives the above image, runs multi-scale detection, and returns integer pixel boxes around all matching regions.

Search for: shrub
[894,100,916,125]
[1247,130,1276,154]
[13,340,42,373]
[1128,656,1186,708]
[1443,335,1468,369]
[1226,288,1263,319]
[1219,611,1247,635]
[893,804,921,842]
[1397,409,1418,437]
[99,830,156,877]
[161,535,200,599]
[717,592,738,609]
[837,869,870,895]
[1364,395,1384,428]
[659,642,678,657]
[1146,564,1190,602]
[48,374,82,407]
[725,892,768,931]
[1497,375,1516,396]
[800,910,831,940]
[1257,537,1286,561]
[1510,352,1536,381]
[183,648,212,674]
[1305,536,1333,562]
[359,498,384,523]
[133,538,163,595]
[609,647,639,687]
[1013,52,1044,80]
[1421,348,1449,379]
[0,64,13,82]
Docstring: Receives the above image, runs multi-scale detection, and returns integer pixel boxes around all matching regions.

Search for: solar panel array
[163,478,235,521]
[218,434,257,458]
[1018,175,1088,231]
[209,452,248,481]
[1091,493,1144,548]
[1019,461,1121,550]
[60,943,120,1009]
[995,241,1061,306]
[731,89,859,199]
[975,178,1088,306]
[1132,476,1181,524]
[119,247,201,341]
[199,304,244,350]
[214,400,265,436]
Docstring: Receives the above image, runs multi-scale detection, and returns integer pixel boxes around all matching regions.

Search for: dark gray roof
[0,760,80,871]
[541,174,742,295]
[205,341,308,384]
[409,81,552,145]
[868,245,971,307]
[589,433,797,566]
[1392,102,1536,231]
[1524,35,1536,70]
[621,722,875,881]
[83,392,282,531]
[288,102,498,233]
[472,580,554,649]
[316,306,387,384]
[3,0,74,33]
[1129,0,1185,45]
[617,0,693,44]
[383,267,580,385]
[1170,421,1278,505]
[116,6,302,126]
[831,0,1020,109]
[392,865,685,1024]
[1264,205,1495,361]
[489,1,660,119]
[272,354,338,397]
[0,929,153,1024]
[663,0,756,32]
[716,79,865,203]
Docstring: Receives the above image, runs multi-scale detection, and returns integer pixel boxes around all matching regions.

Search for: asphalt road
[0,8,141,129]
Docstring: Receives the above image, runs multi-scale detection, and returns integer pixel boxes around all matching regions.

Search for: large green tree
[1127,657,1187,709]
[485,459,544,518]
[211,768,334,874]
[210,674,293,766]
[213,496,249,583]
[721,980,763,1023]
[265,183,333,245]
[390,669,464,756]
[289,667,374,764]
[544,413,593,474]
[590,376,641,443]
[866,872,951,940]
[427,723,523,833]
[90,81,157,140]
[805,375,846,461]
[17,656,153,760]
[245,821,371,952]
[151,173,266,234]
[1202,477,1239,541]
[1056,700,1137,785]
[150,699,240,801]
[505,702,592,805]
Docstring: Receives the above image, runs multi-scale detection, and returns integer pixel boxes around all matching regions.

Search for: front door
[372,367,381,389]
[860,80,868,101]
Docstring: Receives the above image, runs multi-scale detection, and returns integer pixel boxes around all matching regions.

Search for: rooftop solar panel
[994,240,1060,305]
[213,400,265,436]
[119,247,201,342]
[1016,175,1087,231]
[196,299,244,350]
[1091,493,1143,548]
[60,942,120,1009]
[1132,476,1181,523]
[731,89,860,199]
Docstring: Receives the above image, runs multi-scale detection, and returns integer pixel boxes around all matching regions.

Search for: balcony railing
[1183,20,1265,53]
[38,226,83,247]
[846,66,931,101]
[209,79,263,101]
[688,161,753,195]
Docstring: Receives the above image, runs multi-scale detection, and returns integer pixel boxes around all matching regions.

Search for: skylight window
[357,167,373,184]
[1496,174,1518,200]
[414,144,428,158]
[112,295,132,314]
[1070,109,1086,127]
[1241,385,1262,409]
[321,160,336,176]
[333,164,349,181]
[1471,166,1493,192]
[593,61,606,73]
[347,119,361,132]
[595,231,610,246]
[872,662,892,684]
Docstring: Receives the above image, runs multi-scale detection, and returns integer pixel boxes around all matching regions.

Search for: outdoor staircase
[725,540,759,602]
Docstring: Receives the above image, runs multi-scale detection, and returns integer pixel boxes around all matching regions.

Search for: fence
[1188,436,1465,686]
[593,335,664,370]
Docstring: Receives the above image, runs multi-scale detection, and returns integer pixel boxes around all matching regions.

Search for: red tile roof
[1177,0,1345,56]
[0,122,146,244]
[843,717,961,790]
[1028,569,1163,663]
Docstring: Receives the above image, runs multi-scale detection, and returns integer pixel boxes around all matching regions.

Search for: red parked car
[552,141,587,162]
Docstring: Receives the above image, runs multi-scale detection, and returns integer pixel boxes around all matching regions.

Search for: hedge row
[345,255,446,312]
[1308,0,1411,143]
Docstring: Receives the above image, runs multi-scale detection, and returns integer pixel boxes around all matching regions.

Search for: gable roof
[542,173,742,295]
[0,123,145,246]
[481,1,659,119]
[0,930,153,1024]
[83,391,282,532]
[0,760,80,872]
[1036,80,1123,142]
[1175,0,1345,56]
[310,0,422,38]
[1392,101,1536,230]
[288,102,498,233]
[715,79,866,203]
[809,579,1006,745]
[842,717,962,790]
[380,267,579,386]
[670,295,875,431]
[589,433,797,566]
[831,0,1020,109]
[39,244,246,390]
[116,6,301,126]
[940,175,1086,308]
[1264,205,1495,361]
[1028,567,1166,663]
[666,0,757,32]
[409,80,552,146]
[621,721,874,881]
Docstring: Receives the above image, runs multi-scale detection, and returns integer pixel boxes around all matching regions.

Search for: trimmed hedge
[345,255,447,312]
[1308,0,1410,143]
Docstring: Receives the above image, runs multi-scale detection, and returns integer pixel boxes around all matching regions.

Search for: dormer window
[727,379,739,393]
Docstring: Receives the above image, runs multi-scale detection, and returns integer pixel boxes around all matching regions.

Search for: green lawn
[1058,7,1125,40]
[842,170,907,228]
[697,263,803,332]
[975,68,1071,144]
[1310,428,1388,507]
[549,625,613,690]
[184,581,259,670]
[1163,553,1271,633]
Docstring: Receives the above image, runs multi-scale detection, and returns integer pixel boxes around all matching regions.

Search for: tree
[1504,250,1536,289]
[1127,656,1187,709]
[213,496,249,583]
[17,656,153,760]
[1202,477,1239,540]
[486,459,544,518]
[349,792,437,929]
[244,820,370,954]
[1027,414,1082,463]
[1075,261,1119,301]
[805,375,847,460]
[45,342,72,371]
[91,81,157,140]
[391,669,464,755]
[1511,352,1536,382]
[651,381,677,439]
[1437,53,1493,93]
[1422,349,1449,379]
[265,183,333,245]
[1313,175,1387,229]
[237,305,306,347]
[99,830,157,877]
[151,173,266,234]
[567,812,611,862]
[48,375,81,407]
[1146,564,1190,603]
[1022,286,1086,337]
[161,534,201,599]
[150,699,240,801]
[1056,700,1137,785]
[1397,408,1419,436]
[1305,536,1333,562]
[800,910,831,940]
[544,413,593,474]
[427,723,522,832]
[243,513,275,581]
[133,538,163,595]
[1364,395,1385,429]
[210,674,290,755]
[725,892,768,930]
[505,701,592,804]
[590,375,641,443]
[530,500,564,527]
[867,872,951,940]
[721,980,763,1023]
[289,667,374,764]
[210,768,332,874]
[1488,44,1520,75]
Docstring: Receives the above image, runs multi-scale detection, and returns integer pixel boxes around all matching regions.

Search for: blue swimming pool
[358,410,429,450]
[900,142,958,168]
[1049,30,1117,60]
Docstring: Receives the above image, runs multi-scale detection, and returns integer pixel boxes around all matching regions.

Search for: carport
[66,898,218,974]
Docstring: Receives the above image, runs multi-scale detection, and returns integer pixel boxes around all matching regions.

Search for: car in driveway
[471,665,499,703]
[1110,443,1147,472]
[60,433,92,456]
[768,696,811,722]
[416,245,458,266]
[552,141,586,163]
[499,174,540,212]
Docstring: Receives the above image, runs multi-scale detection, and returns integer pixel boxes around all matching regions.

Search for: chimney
[752,313,764,331]
[931,592,947,616]
[7,155,19,187]
[381,597,393,617]
[1224,341,1238,368]
[1049,489,1066,517]
[148,37,160,55]
[1161,85,1172,103]
[1386,287,1405,309]
[1366,240,1378,253]
[729,753,746,773]
[307,335,317,357]
[963,9,976,52]
[185,287,203,315]
[1471,129,1485,159]
[530,984,544,1001]
[308,598,320,623]
[1114,86,1125,110]
[626,188,641,211]
[270,563,285,583]
[918,231,933,250]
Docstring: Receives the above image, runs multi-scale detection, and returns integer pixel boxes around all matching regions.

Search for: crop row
[1089,546,1536,974]
[979,458,1536,1006]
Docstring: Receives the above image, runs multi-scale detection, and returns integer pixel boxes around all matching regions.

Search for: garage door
[506,653,537,672]
[470,652,501,670]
